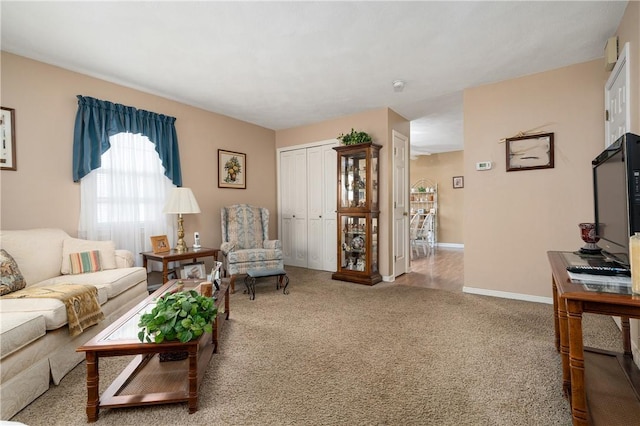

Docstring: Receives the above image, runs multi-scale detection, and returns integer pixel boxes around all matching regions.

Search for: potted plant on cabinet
[337,128,372,145]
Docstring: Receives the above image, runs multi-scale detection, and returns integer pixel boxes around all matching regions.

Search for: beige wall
[275,108,410,278]
[464,59,607,298]
[410,151,464,244]
[0,53,278,255]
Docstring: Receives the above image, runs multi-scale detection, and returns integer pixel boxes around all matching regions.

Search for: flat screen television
[593,133,640,267]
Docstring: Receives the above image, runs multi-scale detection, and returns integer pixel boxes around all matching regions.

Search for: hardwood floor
[395,247,464,292]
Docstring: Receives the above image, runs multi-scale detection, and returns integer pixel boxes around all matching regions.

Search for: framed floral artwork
[218,149,246,189]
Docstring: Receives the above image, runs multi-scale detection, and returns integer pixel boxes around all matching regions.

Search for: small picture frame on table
[150,235,170,253]
[181,262,206,279]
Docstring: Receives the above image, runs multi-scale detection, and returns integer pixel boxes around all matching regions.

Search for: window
[79,132,175,265]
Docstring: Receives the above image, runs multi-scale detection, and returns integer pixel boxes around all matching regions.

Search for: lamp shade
[163,187,201,214]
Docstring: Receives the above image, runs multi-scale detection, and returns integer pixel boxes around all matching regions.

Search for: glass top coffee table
[77,278,230,422]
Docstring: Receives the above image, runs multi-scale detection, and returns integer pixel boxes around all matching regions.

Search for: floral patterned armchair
[220,204,283,291]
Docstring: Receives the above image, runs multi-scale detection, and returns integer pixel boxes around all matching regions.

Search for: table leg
[225,285,230,320]
[85,352,100,422]
[622,316,632,356]
[558,290,571,399]
[188,346,198,414]
[162,259,169,283]
[552,276,560,352]
[566,299,589,426]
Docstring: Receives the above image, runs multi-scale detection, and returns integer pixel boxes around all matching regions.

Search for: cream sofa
[0,229,148,420]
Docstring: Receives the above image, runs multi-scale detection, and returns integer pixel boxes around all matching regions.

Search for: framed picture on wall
[453,176,464,189]
[218,149,246,189]
[1,107,16,171]
[506,133,554,172]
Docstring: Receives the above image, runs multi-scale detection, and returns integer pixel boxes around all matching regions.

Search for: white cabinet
[279,142,337,271]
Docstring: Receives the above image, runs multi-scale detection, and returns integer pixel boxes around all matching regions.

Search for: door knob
[403,212,408,216]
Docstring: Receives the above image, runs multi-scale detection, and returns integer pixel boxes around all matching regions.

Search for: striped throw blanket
[2,284,104,337]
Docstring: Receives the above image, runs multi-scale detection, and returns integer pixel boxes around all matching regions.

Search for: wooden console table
[548,251,640,425]
[141,247,219,283]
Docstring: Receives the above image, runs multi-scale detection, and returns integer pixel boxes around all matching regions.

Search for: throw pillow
[68,250,102,274]
[0,249,26,295]
[61,238,117,275]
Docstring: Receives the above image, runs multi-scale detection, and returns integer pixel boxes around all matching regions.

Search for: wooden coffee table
[76,279,230,422]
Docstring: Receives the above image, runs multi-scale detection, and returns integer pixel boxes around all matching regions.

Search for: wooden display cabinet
[332,142,382,285]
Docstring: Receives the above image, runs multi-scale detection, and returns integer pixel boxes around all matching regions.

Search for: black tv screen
[593,133,640,267]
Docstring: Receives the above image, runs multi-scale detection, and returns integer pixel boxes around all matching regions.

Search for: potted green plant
[138,288,217,344]
[337,128,372,145]
[417,186,427,193]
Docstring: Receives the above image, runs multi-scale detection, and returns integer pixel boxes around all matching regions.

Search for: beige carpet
[11,267,621,425]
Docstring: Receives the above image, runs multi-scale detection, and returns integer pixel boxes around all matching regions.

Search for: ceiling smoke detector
[392,80,405,92]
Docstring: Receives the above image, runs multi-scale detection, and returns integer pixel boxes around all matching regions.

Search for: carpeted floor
[11,266,621,425]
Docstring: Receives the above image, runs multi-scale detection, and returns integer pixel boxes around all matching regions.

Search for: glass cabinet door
[340,150,367,209]
[339,214,378,274]
[340,215,367,271]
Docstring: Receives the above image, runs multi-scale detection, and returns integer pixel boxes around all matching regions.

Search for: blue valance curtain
[72,95,182,186]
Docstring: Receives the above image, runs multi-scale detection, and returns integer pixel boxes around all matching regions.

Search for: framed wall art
[506,132,554,172]
[453,176,464,189]
[150,235,170,253]
[1,107,16,171]
[218,149,246,189]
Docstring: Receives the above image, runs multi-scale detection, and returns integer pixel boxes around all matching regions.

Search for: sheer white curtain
[79,132,175,266]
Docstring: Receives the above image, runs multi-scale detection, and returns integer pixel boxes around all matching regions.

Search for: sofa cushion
[45,267,146,300]
[0,249,26,295]
[0,229,69,286]
[68,250,102,274]
[61,238,116,274]
[0,312,46,359]
[0,297,76,331]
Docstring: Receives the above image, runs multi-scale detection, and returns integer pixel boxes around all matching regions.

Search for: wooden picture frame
[506,132,554,172]
[453,176,464,189]
[180,262,206,279]
[150,235,170,253]
[218,149,246,189]
[1,107,16,171]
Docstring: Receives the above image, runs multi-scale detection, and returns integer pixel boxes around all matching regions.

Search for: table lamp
[163,187,201,252]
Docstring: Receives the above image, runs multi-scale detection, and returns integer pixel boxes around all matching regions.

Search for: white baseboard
[437,243,464,249]
[463,286,554,304]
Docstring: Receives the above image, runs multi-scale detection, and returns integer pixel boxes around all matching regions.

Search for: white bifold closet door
[279,143,337,271]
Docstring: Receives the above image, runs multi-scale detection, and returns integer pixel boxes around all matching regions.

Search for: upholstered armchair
[220,204,284,292]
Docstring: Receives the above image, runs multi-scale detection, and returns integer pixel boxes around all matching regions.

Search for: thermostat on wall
[476,161,492,171]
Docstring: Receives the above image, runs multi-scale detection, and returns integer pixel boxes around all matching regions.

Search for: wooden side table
[547,251,640,425]
[141,247,219,283]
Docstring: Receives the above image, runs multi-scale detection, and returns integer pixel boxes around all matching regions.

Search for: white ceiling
[0,1,628,154]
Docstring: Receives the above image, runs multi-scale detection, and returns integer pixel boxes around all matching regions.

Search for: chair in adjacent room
[219,204,284,292]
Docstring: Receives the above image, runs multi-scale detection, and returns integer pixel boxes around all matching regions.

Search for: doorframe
[604,42,630,146]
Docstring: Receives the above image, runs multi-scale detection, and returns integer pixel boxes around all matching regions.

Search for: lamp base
[175,214,187,253]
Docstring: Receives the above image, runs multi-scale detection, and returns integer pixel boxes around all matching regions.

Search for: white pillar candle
[630,233,640,294]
